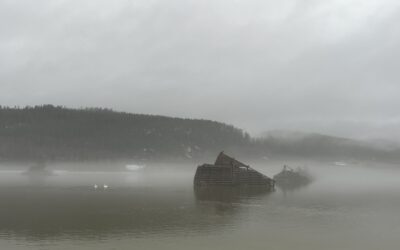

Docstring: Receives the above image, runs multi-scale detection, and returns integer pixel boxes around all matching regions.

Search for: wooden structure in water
[194,152,275,189]
[273,165,312,190]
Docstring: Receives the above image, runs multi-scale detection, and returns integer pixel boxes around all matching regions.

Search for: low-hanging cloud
[1,0,400,140]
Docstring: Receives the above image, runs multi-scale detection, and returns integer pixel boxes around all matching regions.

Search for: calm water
[0,163,400,250]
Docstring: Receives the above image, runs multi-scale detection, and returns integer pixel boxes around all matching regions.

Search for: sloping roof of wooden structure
[214,151,249,168]
[194,152,275,188]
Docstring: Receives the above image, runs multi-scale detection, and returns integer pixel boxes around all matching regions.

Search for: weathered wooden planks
[194,152,274,190]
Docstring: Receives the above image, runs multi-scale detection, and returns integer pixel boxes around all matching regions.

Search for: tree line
[0,105,250,161]
[0,105,398,164]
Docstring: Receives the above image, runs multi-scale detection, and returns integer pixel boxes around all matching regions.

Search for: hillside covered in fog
[0,105,399,164]
[0,105,250,161]
[255,131,400,163]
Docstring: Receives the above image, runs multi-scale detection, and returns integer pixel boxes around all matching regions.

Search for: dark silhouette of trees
[0,105,250,161]
[0,105,398,163]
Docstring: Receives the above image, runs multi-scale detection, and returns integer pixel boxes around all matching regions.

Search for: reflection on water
[0,164,400,250]
[194,186,272,203]
[275,179,312,193]
[0,170,270,240]
[194,186,273,215]
[0,187,238,240]
[0,188,273,240]
[0,187,194,238]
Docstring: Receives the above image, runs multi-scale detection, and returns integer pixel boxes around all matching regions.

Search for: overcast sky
[1,0,400,140]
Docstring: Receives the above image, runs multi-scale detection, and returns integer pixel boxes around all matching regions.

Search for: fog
[1,162,400,249]
[1,0,400,140]
[2,1,400,248]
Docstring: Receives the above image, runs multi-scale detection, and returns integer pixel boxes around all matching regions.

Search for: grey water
[0,162,400,250]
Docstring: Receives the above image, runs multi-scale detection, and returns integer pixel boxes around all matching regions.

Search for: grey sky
[1,0,400,140]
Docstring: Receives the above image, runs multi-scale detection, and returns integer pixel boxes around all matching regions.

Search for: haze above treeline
[0,105,399,164]
[1,0,400,143]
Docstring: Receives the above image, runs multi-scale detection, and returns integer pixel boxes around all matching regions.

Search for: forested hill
[255,131,400,162]
[0,105,250,161]
[0,105,399,164]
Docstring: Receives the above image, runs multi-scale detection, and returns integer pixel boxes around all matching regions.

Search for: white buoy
[94,184,98,189]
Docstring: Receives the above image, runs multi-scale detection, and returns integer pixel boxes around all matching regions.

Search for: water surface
[0,163,399,250]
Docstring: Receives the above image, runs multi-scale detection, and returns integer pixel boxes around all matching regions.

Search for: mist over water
[2,0,400,249]
[0,162,399,250]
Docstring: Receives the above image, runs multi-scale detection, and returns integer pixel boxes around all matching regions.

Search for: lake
[0,162,399,250]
